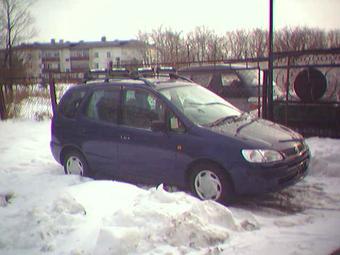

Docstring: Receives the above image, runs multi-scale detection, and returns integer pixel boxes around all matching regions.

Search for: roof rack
[155,66,176,75]
[84,67,130,82]
[168,73,193,82]
[83,66,193,86]
[135,67,155,77]
[131,66,177,78]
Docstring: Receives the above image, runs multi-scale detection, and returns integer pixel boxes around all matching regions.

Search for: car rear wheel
[64,151,89,177]
[190,163,234,204]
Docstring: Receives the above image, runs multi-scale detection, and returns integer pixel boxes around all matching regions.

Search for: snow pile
[0,175,248,254]
[307,137,340,178]
[71,182,237,254]
[0,120,340,255]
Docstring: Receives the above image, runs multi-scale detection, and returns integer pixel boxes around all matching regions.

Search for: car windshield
[159,85,242,126]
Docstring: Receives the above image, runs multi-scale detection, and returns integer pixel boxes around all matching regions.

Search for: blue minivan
[50,74,310,204]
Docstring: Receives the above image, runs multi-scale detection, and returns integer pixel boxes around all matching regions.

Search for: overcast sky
[31,0,340,43]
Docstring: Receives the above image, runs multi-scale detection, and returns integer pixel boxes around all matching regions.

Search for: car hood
[208,115,302,147]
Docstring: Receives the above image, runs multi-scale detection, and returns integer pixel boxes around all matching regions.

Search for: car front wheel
[190,163,234,204]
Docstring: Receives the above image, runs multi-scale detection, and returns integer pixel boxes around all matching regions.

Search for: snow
[10,97,52,121]
[0,120,340,255]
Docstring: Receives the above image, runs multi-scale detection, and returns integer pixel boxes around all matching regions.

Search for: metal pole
[257,67,261,117]
[285,56,291,125]
[268,0,274,120]
[262,70,268,119]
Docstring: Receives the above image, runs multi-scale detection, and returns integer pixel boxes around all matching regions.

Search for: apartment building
[4,37,152,82]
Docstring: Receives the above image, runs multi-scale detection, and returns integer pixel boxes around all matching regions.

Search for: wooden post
[49,76,57,116]
[0,85,6,120]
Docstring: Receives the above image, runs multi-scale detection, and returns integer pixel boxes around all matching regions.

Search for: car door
[117,87,177,185]
[78,86,121,179]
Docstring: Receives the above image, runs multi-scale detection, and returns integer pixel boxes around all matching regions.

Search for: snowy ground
[0,120,340,255]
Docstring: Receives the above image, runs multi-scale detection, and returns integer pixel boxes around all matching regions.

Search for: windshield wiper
[188,102,225,107]
[207,115,238,127]
[205,102,226,106]
[207,111,250,127]
[205,102,237,108]
[236,111,250,120]
[236,118,256,134]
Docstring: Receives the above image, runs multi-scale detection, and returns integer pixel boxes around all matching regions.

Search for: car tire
[190,163,234,204]
[63,151,90,177]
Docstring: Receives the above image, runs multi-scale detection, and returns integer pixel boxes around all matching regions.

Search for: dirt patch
[236,181,340,216]
[0,193,14,207]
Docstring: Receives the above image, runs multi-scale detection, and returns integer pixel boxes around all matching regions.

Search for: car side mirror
[151,120,167,132]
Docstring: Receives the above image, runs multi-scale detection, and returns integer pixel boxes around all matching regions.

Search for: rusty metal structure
[271,48,340,138]
[1,48,340,138]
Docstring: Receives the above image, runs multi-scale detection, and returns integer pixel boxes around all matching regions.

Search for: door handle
[120,135,130,140]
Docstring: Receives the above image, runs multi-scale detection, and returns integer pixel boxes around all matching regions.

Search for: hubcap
[194,170,222,200]
[66,156,84,176]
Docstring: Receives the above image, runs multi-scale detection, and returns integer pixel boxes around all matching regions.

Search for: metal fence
[1,49,340,138]
[271,48,340,138]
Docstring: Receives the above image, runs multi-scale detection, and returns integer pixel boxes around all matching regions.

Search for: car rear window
[59,87,88,118]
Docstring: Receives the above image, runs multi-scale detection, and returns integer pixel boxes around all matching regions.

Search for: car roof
[73,77,194,92]
[178,64,252,72]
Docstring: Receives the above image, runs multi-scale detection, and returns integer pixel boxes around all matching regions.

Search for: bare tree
[275,27,294,52]
[163,28,183,64]
[136,31,156,66]
[0,0,36,69]
[137,26,339,69]
[274,27,309,52]
[186,26,221,63]
[144,26,183,65]
[0,0,36,119]
[248,28,267,58]
[225,30,249,59]
[274,27,328,52]
[327,30,340,48]
[304,28,327,49]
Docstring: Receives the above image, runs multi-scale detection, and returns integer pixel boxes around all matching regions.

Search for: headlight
[241,149,283,163]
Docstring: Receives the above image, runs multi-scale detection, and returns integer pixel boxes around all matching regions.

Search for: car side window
[85,89,120,124]
[59,88,87,119]
[122,89,165,130]
[168,112,185,133]
[221,73,241,87]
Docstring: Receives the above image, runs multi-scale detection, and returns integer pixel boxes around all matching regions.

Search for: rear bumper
[230,150,310,195]
[50,140,62,165]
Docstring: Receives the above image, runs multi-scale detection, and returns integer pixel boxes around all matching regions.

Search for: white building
[5,37,153,82]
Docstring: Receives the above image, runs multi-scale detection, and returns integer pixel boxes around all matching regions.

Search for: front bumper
[230,149,310,195]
